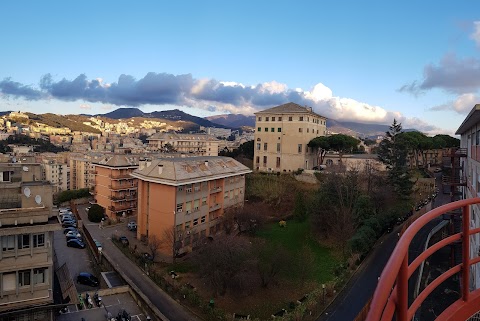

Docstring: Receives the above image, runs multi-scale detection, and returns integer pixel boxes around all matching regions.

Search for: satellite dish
[23,187,31,198]
[22,166,28,172]
[35,195,42,205]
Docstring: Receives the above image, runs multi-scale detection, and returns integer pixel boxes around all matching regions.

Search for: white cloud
[471,21,480,47]
[429,93,478,114]
[305,83,333,101]
[79,103,91,110]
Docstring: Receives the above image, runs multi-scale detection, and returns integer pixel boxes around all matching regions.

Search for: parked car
[93,239,102,251]
[143,252,154,261]
[127,221,137,231]
[67,239,85,249]
[61,215,76,222]
[77,272,99,287]
[63,227,79,234]
[434,168,442,173]
[62,221,77,228]
[119,236,129,246]
[66,231,81,238]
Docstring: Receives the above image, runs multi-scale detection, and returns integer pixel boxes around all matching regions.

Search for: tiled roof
[147,132,219,141]
[254,102,326,118]
[92,154,140,168]
[131,156,251,185]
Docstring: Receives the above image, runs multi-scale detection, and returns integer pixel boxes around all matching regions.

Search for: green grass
[256,220,339,283]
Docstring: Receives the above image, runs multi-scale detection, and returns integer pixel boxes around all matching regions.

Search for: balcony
[367,197,480,321]
[441,175,467,186]
[209,203,221,212]
[109,193,137,201]
[443,147,468,158]
[109,183,138,191]
[109,173,133,180]
[108,204,137,212]
[210,187,222,194]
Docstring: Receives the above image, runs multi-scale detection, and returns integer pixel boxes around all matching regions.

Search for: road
[318,172,449,321]
[76,204,201,321]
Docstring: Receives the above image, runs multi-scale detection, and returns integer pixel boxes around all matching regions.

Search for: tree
[293,191,308,222]
[353,195,375,228]
[377,120,413,197]
[256,242,293,288]
[88,204,105,222]
[309,134,360,164]
[162,227,182,262]
[308,136,330,165]
[162,143,177,153]
[148,235,162,261]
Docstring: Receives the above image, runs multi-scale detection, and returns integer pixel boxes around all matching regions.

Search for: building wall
[254,113,327,172]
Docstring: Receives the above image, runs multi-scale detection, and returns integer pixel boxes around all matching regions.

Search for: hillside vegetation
[25,113,101,133]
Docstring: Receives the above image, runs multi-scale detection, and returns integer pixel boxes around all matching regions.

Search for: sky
[1,1,480,135]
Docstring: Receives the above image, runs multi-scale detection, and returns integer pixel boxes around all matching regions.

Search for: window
[194,183,200,192]
[263,156,267,164]
[264,143,268,151]
[257,127,261,132]
[477,131,480,145]
[266,117,269,121]
[3,273,15,291]
[272,117,276,121]
[234,189,239,196]
[194,199,200,210]
[276,157,281,168]
[201,216,206,223]
[264,127,268,132]
[185,201,192,213]
[34,268,46,285]
[256,156,260,164]
[307,128,309,133]
[258,117,262,121]
[256,143,261,150]
[277,143,281,152]
[278,128,282,132]
[1,171,10,182]
[33,234,45,247]
[19,270,31,287]
[317,130,319,134]
[202,197,207,205]
[298,144,303,153]
[288,117,292,121]
[278,117,282,121]
[271,128,275,132]
[193,218,199,226]
[299,128,303,133]
[299,116,304,121]
[230,190,234,198]
[18,234,30,249]
[176,203,183,212]
[185,221,191,229]
[177,186,183,192]
[2,235,14,251]
[186,184,192,193]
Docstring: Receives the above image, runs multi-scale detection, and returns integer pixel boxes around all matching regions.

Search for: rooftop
[254,102,327,119]
[147,132,219,141]
[91,154,141,168]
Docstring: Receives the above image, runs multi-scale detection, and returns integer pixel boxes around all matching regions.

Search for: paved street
[318,172,450,321]
[76,203,200,321]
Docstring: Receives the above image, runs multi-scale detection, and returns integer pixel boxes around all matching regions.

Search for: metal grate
[467,311,480,321]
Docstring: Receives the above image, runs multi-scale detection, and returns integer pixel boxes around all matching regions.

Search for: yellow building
[131,156,251,255]
[254,102,327,172]
[0,159,59,320]
[147,132,219,156]
[92,154,139,219]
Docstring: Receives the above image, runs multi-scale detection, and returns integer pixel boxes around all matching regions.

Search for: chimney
[139,160,145,170]
[158,164,164,175]
[205,160,209,167]
[146,160,152,168]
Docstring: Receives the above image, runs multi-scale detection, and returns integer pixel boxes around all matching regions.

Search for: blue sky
[1,1,480,135]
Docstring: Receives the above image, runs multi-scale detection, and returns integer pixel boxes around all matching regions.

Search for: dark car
[67,239,85,249]
[119,236,129,246]
[63,227,79,234]
[62,221,77,228]
[66,234,82,242]
[143,252,154,261]
[76,272,99,287]
[61,215,76,222]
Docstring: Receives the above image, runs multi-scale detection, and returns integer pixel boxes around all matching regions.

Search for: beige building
[69,156,95,190]
[92,154,139,219]
[0,159,59,320]
[254,102,327,172]
[131,156,251,255]
[147,132,219,156]
[42,159,69,193]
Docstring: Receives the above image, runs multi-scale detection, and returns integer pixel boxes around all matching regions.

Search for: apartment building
[254,102,327,172]
[406,149,443,169]
[0,159,59,320]
[42,159,69,192]
[92,154,139,219]
[69,156,95,190]
[147,132,219,156]
[131,156,251,255]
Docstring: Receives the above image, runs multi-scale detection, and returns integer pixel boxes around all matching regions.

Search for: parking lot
[56,292,150,321]
[54,208,100,294]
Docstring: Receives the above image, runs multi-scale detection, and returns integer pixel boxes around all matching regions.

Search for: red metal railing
[367,197,480,321]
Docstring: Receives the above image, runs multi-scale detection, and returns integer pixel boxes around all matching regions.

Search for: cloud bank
[0,72,442,133]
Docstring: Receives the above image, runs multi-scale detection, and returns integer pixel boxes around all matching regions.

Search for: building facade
[254,102,327,172]
[42,159,69,193]
[92,154,139,219]
[131,156,251,255]
[146,132,219,156]
[0,159,59,320]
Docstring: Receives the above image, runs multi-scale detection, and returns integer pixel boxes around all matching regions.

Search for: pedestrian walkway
[76,204,201,321]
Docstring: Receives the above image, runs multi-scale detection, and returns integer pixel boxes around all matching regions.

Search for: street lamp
[322,284,326,305]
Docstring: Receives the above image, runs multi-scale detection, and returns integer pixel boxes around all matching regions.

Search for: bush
[349,226,376,255]
[88,204,105,223]
[56,188,90,204]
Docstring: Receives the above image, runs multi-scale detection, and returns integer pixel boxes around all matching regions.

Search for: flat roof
[456,104,480,135]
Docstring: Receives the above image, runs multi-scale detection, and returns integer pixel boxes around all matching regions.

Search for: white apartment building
[147,132,219,156]
[254,102,327,172]
[42,160,69,192]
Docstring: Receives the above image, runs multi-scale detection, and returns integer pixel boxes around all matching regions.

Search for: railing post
[462,204,470,302]
[397,253,408,321]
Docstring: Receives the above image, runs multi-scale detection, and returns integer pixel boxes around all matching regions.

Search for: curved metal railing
[367,197,480,321]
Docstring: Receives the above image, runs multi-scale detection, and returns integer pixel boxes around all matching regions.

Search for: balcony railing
[443,147,468,158]
[209,203,221,212]
[109,194,137,201]
[108,183,138,190]
[367,197,480,321]
[108,204,137,212]
[108,173,133,179]
[441,175,467,186]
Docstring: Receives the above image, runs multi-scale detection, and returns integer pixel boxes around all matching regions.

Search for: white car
[66,231,81,238]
